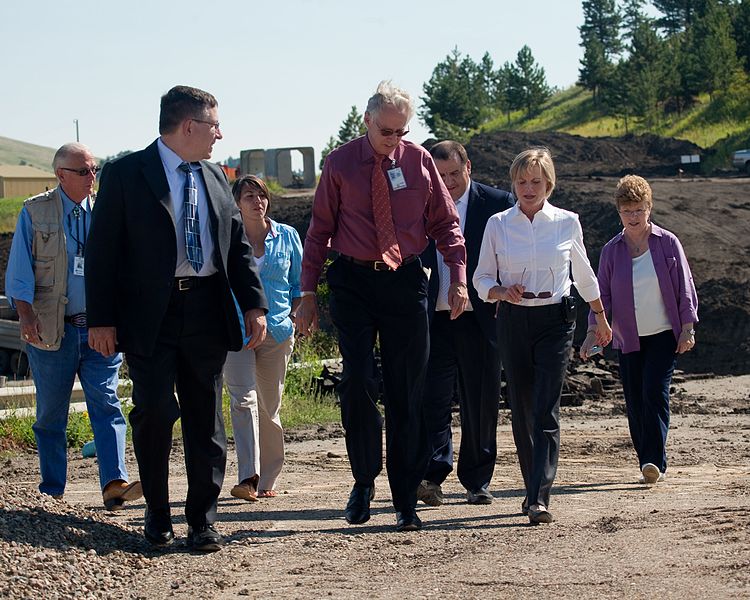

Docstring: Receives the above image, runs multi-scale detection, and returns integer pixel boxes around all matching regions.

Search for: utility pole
[73,119,79,142]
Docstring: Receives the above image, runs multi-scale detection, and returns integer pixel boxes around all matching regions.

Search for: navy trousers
[618,329,677,474]
[423,310,501,492]
[498,302,574,509]
[327,256,430,513]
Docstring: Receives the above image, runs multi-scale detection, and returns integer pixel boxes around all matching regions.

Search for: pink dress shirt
[301,135,466,292]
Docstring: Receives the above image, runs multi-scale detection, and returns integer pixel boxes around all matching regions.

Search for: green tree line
[420,45,552,141]
[579,0,750,130]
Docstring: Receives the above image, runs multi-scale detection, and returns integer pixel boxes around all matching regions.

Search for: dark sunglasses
[60,166,101,176]
[520,267,554,299]
[379,127,409,138]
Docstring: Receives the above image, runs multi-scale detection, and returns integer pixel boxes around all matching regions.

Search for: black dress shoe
[344,484,374,524]
[144,507,174,547]
[528,505,554,524]
[466,487,494,505]
[395,508,422,532]
[187,524,223,552]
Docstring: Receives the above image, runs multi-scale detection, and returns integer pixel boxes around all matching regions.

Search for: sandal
[257,489,278,498]
[230,475,259,502]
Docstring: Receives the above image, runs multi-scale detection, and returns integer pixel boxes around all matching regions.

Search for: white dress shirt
[473,201,600,306]
[157,138,217,277]
[435,184,472,312]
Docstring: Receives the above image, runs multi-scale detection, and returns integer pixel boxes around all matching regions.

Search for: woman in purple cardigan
[581,175,698,485]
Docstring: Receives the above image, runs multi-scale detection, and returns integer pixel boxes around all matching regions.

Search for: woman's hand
[579,330,601,360]
[489,284,525,304]
[593,312,612,347]
[677,325,696,354]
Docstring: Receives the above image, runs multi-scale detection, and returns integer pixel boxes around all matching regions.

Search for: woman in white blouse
[473,148,612,524]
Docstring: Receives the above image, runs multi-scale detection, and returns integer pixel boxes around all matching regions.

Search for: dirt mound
[466,131,705,188]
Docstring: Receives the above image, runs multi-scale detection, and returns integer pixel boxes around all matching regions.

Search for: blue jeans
[618,329,677,474]
[27,323,128,496]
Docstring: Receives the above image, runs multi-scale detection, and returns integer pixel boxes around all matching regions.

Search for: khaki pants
[224,333,294,490]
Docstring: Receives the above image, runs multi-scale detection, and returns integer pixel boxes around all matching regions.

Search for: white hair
[365,80,415,121]
[52,143,93,169]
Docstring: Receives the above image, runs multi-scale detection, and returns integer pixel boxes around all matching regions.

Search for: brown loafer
[103,480,143,511]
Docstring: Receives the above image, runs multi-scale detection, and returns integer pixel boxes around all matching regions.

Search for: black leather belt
[64,313,87,328]
[339,254,418,272]
[174,276,214,291]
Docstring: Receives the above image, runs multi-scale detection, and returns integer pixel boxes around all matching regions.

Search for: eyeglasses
[520,267,554,299]
[192,118,221,131]
[374,120,409,137]
[619,208,647,218]
[60,166,101,176]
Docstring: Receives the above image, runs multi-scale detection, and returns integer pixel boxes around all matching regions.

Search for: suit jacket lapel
[464,181,481,254]
[140,141,175,229]
[200,163,225,262]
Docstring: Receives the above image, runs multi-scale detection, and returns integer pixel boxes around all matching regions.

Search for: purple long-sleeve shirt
[590,223,698,353]
[301,135,466,292]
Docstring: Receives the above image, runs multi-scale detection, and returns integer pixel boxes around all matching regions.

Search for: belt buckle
[372,261,391,272]
[177,278,191,291]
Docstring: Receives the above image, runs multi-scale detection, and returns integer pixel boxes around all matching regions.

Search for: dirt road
[1,375,749,599]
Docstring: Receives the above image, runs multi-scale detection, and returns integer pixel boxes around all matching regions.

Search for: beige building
[0,165,57,199]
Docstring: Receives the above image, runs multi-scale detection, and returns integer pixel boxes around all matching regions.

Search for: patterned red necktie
[371,155,402,269]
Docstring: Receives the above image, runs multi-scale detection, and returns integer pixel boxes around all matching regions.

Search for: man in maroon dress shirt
[296,80,468,531]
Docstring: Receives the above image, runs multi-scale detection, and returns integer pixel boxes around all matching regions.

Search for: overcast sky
[2,1,602,168]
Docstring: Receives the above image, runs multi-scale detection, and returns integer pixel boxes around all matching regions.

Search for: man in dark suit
[85,86,268,552]
[419,140,514,506]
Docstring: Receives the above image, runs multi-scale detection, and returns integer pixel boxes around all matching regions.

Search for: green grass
[0,333,341,450]
[0,196,25,233]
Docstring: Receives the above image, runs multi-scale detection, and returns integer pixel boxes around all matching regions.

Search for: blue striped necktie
[178,162,203,273]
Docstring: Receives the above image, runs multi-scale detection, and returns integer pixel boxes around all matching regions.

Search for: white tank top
[632,250,672,337]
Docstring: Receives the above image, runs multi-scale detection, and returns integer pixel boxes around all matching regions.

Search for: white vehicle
[732,149,750,173]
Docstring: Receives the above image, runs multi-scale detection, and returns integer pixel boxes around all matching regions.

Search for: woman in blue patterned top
[225,175,303,500]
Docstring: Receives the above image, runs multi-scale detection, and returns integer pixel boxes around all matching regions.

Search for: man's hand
[15,300,41,345]
[88,326,118,357]
[448,282,469,320]
[295,295,319,337]
[244,309,267,350]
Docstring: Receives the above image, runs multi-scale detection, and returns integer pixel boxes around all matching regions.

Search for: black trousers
[127,276,229,528]
[498,302,574,509]
[327,257,430,513]
[423,310,501,492]
[618,329,677,474]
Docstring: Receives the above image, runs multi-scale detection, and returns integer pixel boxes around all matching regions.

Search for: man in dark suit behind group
[419,140,514,507]
[85,85,268,552]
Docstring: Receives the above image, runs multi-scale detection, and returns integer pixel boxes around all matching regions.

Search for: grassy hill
[0,135,56,172]
[478,80,750,173]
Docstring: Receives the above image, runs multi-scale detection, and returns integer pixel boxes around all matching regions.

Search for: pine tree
[692,0,741,98]
[513,45,552,115]
[578,0,622,101]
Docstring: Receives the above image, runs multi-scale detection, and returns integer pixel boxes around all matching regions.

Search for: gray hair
[52,143,93,169]
[365,80,415,121]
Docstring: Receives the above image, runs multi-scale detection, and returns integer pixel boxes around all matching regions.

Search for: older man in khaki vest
[5,143,140,510]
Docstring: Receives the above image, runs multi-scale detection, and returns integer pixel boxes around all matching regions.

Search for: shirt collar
[613,222,663,245]
[360,134,404,164]
[507,199,555,220]
[157,137,202,172]
[455,181,471,206]
[58,187,90,216]
[267,218,279,238]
